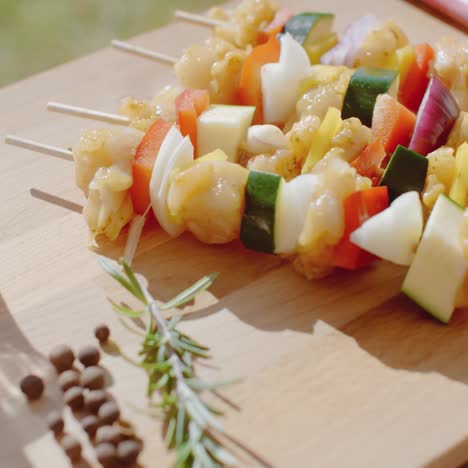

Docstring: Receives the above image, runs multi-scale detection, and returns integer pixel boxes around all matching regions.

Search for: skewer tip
[174,9,227,28]
[4,134,73,161]
[47,101,130,126]
[110,39,177,65]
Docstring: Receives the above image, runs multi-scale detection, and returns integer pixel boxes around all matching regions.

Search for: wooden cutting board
[0,1,467,467]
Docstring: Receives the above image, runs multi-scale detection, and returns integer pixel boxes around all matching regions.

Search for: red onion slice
[409,75,460,156]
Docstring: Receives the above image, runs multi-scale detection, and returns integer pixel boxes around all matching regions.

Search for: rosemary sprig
[100,257,238,467]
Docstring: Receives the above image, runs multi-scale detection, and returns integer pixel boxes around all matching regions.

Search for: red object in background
[421,0,468,29]
[257,8,294,44]
[332,187,389,270]
[130,119,173,214]
[176,89,210,157]
[399,43,434,113]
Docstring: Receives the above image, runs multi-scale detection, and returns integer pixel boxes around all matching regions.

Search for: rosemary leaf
[178,334,210,351]
[182,351,192,368]
[176,406,186,446]
[149,395,178,409]
[204,402,224,417]
[141,361,171,372]
[157,344,167,363]
[185,400,208,430]
[175,442,192,467]
[161,272,219,310]
[99,256,141,299]
[101,259,242,467]
[155,373,170,390]
[118,317,145,337]
[203,437,239,467]
[121,259,147,303]
[173,338,210,358]
[165,414,177,448]
[110,300,144,318]
[193,442,219,468]
[167,315,183,330]
[186,378,240,392]
[189,395,224,433]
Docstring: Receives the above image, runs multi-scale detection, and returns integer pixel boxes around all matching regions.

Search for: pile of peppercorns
[19,324,143,467]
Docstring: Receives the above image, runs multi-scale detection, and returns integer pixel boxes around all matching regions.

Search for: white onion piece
[247,125,289,154]
[321,14,379,67]
[150,125,183,204]
[261,33,311,124]
[149,126,194,237]
[350,191,423,266]
[409,75,460,156]
[274,174,319,254]
[151,136,194,237]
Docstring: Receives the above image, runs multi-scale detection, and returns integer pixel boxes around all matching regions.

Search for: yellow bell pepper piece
[389,45,416,88]
[196,149,229,162]
[305,33,338,65]
[302,107,342,173]
[450,142,468,207]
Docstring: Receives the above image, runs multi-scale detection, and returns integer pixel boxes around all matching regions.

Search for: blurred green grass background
[0,0,221,88]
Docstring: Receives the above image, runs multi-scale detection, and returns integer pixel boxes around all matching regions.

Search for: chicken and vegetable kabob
[8,0,468,323]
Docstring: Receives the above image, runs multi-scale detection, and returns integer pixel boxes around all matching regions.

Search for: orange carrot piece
[257,8,293,44]
[237,36,281,124]
[130,119,173,214]
[351,139,386,180]
[176,89,210,157]
[371,94,416,154]
[399,43,434,113]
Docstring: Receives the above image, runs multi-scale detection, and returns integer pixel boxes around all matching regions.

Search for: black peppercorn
[78,345,100,367]
[94,324,110,343]
[49,345,74,373]
[20,374,44,401]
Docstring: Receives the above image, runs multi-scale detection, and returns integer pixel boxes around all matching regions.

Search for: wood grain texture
[0,1,467,467]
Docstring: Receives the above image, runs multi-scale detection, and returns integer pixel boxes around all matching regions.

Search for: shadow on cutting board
[0,294,94,467]
[176,261,468,465]
[341,295,468,386]
[176,254,468,382]
[0,293,58,467]
[95,223,468,465]
[128,232,285,302]
[340,296,468,466]
[99,229,468,392]
[179,260,407,334]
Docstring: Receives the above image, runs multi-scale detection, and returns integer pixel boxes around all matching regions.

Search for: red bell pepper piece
[332,186,389,270]
[399,43,435,113]
[130,119,173,214]
[176,89,210,157]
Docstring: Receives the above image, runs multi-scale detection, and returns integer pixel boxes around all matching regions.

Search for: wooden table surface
[0,1,467,467]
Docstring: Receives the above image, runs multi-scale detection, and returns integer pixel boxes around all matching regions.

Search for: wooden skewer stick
[174,10,227,28]
[48,102,130,126]
[4,135,73,162]
[111,40,177,65]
